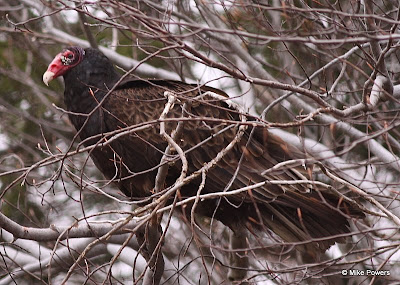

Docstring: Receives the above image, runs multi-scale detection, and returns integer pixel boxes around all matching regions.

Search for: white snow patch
[0,132,9,151]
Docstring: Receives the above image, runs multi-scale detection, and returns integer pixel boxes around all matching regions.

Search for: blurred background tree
[0,0,400,284]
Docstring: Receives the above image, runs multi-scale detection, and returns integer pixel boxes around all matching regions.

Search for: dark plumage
[43,47,363,251]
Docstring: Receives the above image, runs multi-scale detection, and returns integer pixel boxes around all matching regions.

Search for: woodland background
[0,0,400,284]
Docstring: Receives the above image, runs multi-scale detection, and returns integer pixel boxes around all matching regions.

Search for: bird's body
[44,47,363,251]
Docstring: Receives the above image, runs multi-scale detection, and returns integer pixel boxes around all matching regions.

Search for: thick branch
[0,211,138,241]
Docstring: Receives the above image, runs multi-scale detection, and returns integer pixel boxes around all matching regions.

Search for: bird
[43,46,363,252]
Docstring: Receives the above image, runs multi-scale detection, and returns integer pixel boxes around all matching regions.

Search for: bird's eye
[61,51,75,65]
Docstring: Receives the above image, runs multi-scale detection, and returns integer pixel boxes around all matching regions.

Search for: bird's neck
[63,67,119,111]
[63,68,120,137]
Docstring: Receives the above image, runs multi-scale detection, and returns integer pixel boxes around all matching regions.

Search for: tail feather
[252,192,361,251]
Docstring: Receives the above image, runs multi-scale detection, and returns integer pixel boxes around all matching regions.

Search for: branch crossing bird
[43,47,364,252]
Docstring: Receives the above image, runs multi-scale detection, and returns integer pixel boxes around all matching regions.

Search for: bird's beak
[43,71,55,86]
[43,52,67,86]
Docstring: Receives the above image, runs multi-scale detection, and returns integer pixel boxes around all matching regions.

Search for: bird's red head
[43,47,85,86]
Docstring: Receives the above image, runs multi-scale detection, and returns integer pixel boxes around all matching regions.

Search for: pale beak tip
[43,71,55,86]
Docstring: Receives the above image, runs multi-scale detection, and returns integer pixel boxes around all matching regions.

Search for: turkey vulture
[43,47,363,251]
